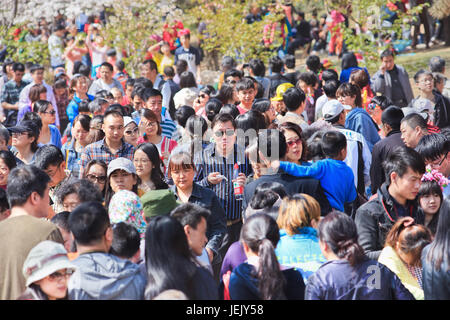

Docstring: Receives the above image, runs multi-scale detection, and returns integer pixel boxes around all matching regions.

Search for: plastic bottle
[233,163,243,200]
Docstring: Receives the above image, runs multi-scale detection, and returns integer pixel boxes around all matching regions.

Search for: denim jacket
[62,139,84,178]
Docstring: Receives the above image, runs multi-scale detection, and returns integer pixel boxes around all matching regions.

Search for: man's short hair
[30,64,44,73]
[104,109,124,121]
[0,124,10,144]
[163,66,175,78]
[34,145,64,171]
[211,112,236,130]
[142,59,158,71]
[69,201,110,246]
[89,98,108,113]
[142,87,163,102]
[381,106,404,131]
[323,80,340,98]
[429,56,445,73]
[371,95,393,110]
[380,48,395,59]
[51,211,71,232]
[283,54,296,69]
[401,113,428,131]
[269,56,284,73]
[170,203,211,230]
[236,78,255,92]
[415,133,450,162]
[100,62,114,72]
[110,222,140,259]
[248,58,266,77]
[321,131,347,159]
[115,60,125,72]
[224,69,243,80]
[383,146,425,184]
[7,165,50,207]
[297,71,318,87]
[12,62,25,73]
[321,69,339,82]
[55,177,103,205]
[283,87,306,112]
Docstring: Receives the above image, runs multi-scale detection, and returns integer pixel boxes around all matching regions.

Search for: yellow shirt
[153,52,175,75]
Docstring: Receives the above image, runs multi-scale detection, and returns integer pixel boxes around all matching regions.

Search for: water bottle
[233,163,243,200]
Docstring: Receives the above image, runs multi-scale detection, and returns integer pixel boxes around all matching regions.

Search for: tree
[186,0,284,68]
[103,0,183,77]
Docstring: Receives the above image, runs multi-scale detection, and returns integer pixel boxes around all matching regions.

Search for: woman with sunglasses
[279,122,309,166]
[193,85,215,118]
[34,100,62,148]
[83,159,108,197]
[123,116,139,147]
[18,241,76,300]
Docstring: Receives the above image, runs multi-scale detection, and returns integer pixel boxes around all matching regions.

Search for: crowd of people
[0,8,449,301]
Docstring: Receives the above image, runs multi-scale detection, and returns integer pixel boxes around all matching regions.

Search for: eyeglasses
[43,110,56,115]
[86,174,107,183]
[226,80,237,85]
[48,269,74,282]
[430,151,448,168]
[419,78,434,84]
[140,121,158,128]
[11,132,28,137]
[367,103,378,111]
[214,129,235,137]
[286,138,302,147]
[124,127,139,135]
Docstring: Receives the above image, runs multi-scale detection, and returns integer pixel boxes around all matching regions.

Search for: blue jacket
[229,262,305,300]
[279,160,357,212]
[66,93,94,124]
[345,108,380,152]
[61,138,84,179]
[305,258,415,300]
[275,227,327,283]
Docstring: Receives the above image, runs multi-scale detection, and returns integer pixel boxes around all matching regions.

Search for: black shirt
[388,66,407,107]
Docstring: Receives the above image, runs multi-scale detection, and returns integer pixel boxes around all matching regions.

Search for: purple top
[220,241,246,279]
[16,105,32,125]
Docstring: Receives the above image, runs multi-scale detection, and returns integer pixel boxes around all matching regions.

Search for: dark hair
[248,190,281,221]
[341,52,359,70]
[215,83,236,105]
[401,113,428,131]
[414,69,433,83]
[105,104,126,117]
[29,84,47,104]
[179,71,197,89]
[78,99,90,114]
[175,106,195,128]
[204,98,223,122]
[134,143,168,189]
[83,159,107,193]
[144,215,198,299]
[380,48,395,59]
[186,115,208,139]
[383,146,426,184]
[73,114,91,132]
[318,211,366,266]
[306,55,322,73]
[0,188,9,213]
[51,211,71,232]
[283,87,306,112]
[236,110,266,133]
[199,85,216,97]
[69,201,110,246]
[371,95,393,110]
[321,131,347,159]
[418,180,443,234]
[7,165,50,207]
[249,58,266,77]
[336,82,362,108]
[142,59,158,72]
[0,150,17,171]
[224,69,243,81]
[33,100,52,114]
[30,64,44,73]
[138,108,161,136]
[12,62,25,73]
[175,59,188,75]
[134,77,153,90]
[235,78,255,92]
[240,214,286,300]
[269,56,284,73]
[279,122,308,162]
[115,60,125,72]
[211,112,236,130]
[78,64,91,78]
[100,62,114,72]
[110,222,140,259]
[254,181,288,200]
[415,133,450,162]
[142,87,163,102]
[385,217,432,265]
[322,80,340,98]
[55,177,103,207]
[34,145,64,171]
[125,77,135,89]
[321,69,339,82]
[426,198,450,271]
[297,71,318,88]
[163,66,175,78]
[53,78,67,90]
[306,130,326,161]
[219,104,240,119]
[252,98,271,113]
[19,116,41,152]
[88,98,108,114]
[170,202,211,230]
[381,106,404,131]
[283,54,296,69]
[429,56,446,73]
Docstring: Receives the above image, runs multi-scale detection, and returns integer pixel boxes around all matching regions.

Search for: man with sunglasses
[416,133,450,197]
[1,62,29,127]
[194,113,252,267]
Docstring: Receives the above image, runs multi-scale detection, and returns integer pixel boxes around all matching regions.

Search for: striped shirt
[79,138,135,177]
[194,143,252,221]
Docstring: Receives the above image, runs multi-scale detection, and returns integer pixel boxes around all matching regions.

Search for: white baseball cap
[322,100,351,120]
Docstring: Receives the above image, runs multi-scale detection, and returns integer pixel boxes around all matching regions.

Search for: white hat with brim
[23,241,76,287]
[322,100,351,120]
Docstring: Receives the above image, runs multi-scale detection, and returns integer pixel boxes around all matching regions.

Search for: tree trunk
[445,16,450,46]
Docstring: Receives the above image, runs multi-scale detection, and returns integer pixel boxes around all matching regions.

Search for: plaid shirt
[79,138,135,178]
[194,143,252,221]
[0,79,29,105]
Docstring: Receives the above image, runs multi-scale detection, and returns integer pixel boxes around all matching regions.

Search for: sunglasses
[48,269,74,281]
[43,110,56,115]
[286,138,302,147]
[86,174,107,183]
[125,127,139,135]
[226,80,237,85]
[214,129,235,137]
